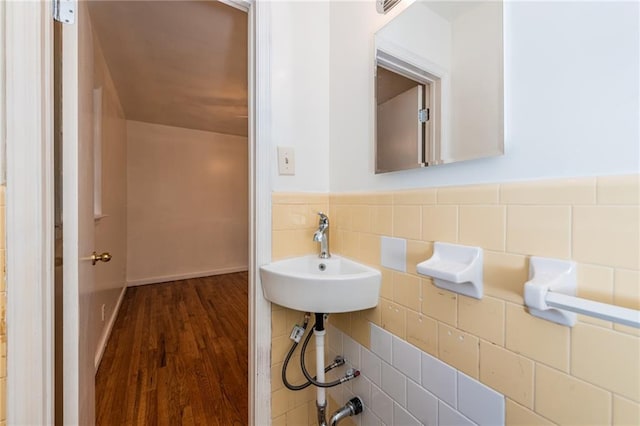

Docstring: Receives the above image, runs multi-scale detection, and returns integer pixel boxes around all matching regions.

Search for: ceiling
[89,1,248,136]
[420,1,482,22]
[377,66,420,104]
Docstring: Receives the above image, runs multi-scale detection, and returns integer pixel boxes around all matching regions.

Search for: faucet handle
[317,211,329,223]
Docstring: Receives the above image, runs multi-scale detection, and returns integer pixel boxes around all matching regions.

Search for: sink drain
[318,263,327,271]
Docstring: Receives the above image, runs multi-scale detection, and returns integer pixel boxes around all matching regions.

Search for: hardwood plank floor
[96,272,248,426]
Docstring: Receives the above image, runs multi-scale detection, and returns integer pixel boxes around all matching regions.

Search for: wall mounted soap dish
[416,242,483,299]
[523,256,577,327]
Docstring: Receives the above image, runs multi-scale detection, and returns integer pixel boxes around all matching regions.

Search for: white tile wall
[352,374,372,405]
[325,323,507,426]
[371,324,393,364]
[392,336,421,382]
[407,380,438,426]
[457,372,505,425]
[439,401,476,426]
[382,362,407,406]
[371,384,394,425]
[344,335,362,369]
[362,347,382,387]
[362,405,384,426]
[394,402,422,426]
[381,236,407,272]
[421,352,457,408]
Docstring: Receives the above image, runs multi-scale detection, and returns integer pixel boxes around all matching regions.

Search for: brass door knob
[91,252,112,266]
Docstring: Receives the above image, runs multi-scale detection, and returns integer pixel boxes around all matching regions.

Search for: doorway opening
[375,48,443,172]
[54,1,250,423]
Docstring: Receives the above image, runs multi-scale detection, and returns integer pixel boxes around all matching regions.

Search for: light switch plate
[277,146,295,175]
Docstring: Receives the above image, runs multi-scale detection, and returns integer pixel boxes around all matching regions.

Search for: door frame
[4,1,55,424]
[3,0,272,423]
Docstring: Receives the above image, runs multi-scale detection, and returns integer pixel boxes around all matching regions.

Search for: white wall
[92,31,128,367]
[126,121,248,285]
[449,1,503,162]
[376,2,452,71]
[375,2,454,164]
[328,1,405,192]
[329,1,639,192]
[270,1,331,192]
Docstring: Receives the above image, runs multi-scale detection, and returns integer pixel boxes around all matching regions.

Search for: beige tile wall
[271,175,640,425]
[0,186,5,425]
[271,193,330,425]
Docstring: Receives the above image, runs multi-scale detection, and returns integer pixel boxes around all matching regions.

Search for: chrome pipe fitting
[329,397,364,426]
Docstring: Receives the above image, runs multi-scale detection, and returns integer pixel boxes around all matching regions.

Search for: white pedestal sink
[260,255,382,313]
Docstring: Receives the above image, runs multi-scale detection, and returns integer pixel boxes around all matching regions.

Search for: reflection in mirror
[376,67,426,173]
[376,52,443,172]
[374,0,504,173]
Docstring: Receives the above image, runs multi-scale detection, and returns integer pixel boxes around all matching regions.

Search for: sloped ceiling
[89,1,248,136]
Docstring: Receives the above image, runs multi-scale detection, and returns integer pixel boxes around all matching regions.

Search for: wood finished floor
[96,273,248,426]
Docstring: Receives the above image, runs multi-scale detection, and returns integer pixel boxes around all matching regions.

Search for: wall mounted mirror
[375,0,504,173]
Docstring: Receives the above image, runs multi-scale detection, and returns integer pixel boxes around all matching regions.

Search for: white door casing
[4,0,273,424]
[249,0,273,423]
[5,1,55,424]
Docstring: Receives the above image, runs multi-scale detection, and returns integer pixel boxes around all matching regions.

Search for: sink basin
[260,255,382,313]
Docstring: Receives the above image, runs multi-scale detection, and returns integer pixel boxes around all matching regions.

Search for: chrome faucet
[313,212,331,259]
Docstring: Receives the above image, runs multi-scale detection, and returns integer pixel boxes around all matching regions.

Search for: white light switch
[277,146,295,175]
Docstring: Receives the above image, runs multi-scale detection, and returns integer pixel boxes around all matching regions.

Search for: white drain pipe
[314,328,327,407]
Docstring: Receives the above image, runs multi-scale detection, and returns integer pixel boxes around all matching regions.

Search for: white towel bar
[546,292,640,329]
[524,256,640,328]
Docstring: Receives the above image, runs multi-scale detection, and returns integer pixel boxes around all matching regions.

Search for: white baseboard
[94,285,127,372]
[126,265,249,287]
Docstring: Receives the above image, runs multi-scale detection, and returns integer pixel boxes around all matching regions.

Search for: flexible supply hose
[282,337,314,390]
[282,313,312,390]
[281,314,345,391]
[300,321,347,388]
